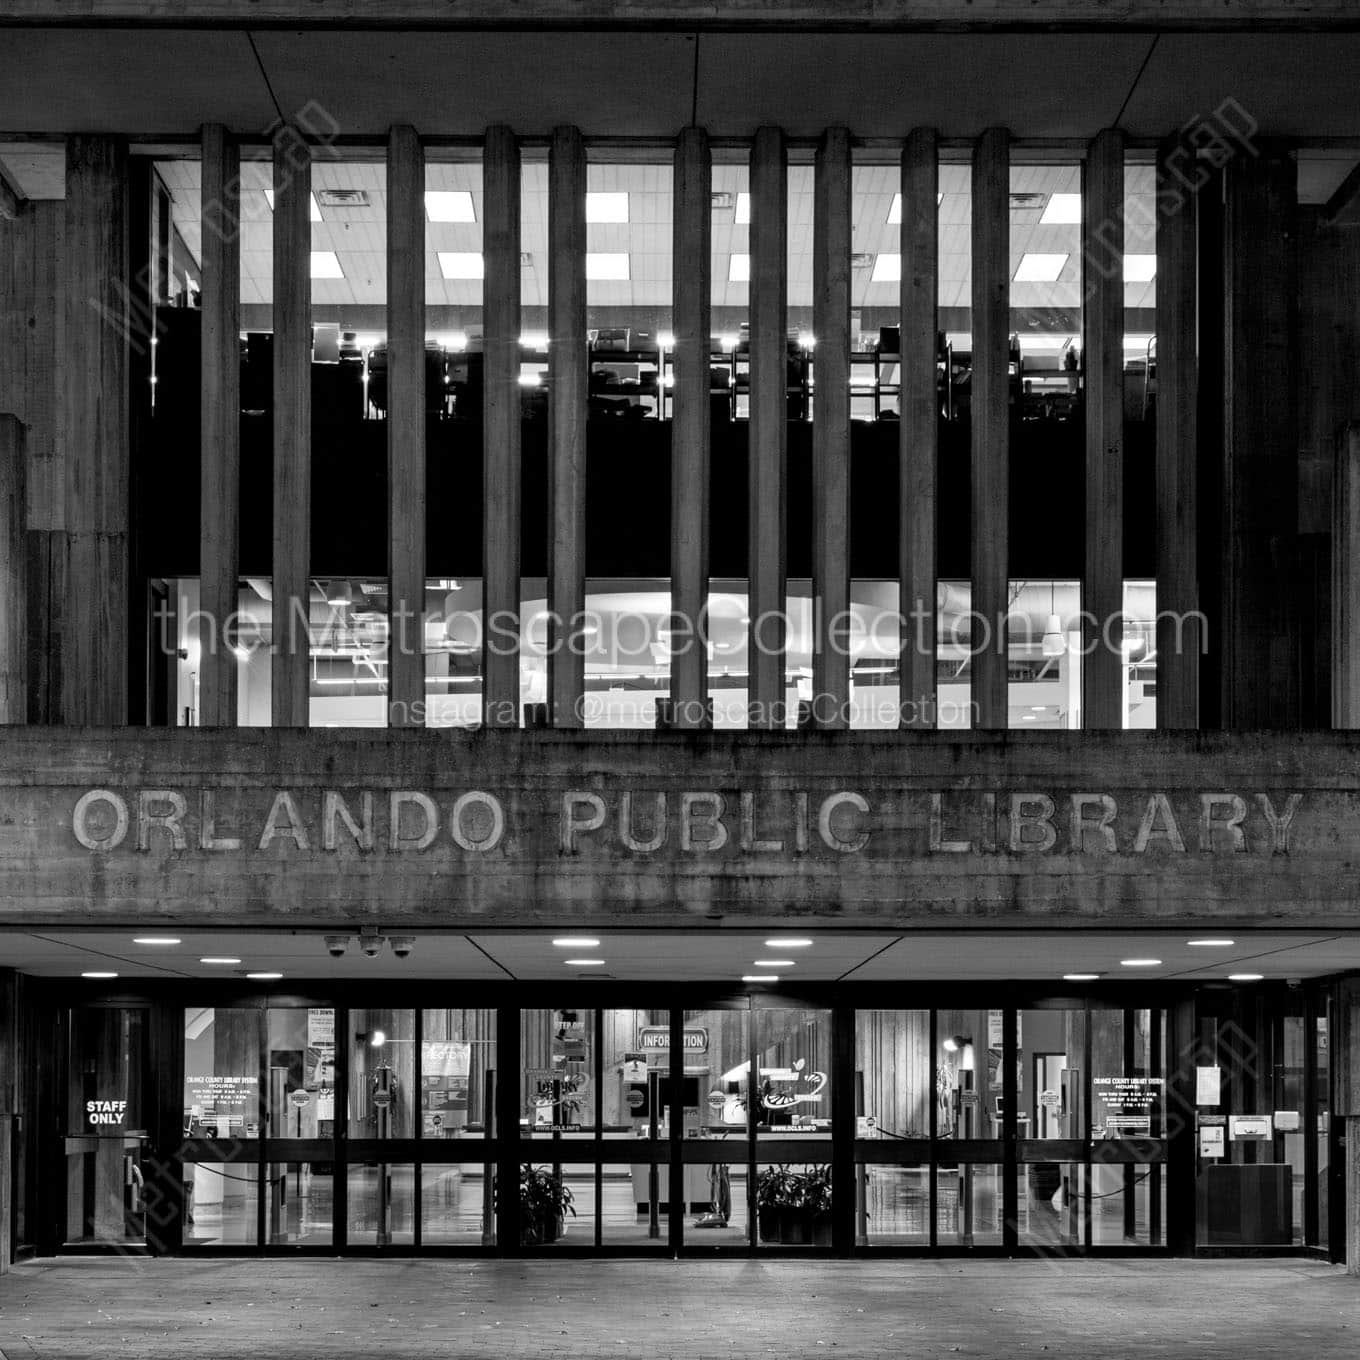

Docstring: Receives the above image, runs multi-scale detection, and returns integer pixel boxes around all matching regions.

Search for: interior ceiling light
[735,192,751,224]
[765,937,813,948]
[1042,583,1066,657]
[1014,252,1069,283]
[728,253,751,283]
[870,254,901,283]
[1229,973,1264,982]
[1124,254,1157,283]
[310,251,344,280]
[586,252,630,281]
[552,937,600,948]
[200,957,241,965]
[1188,938,1236,947]
[438,251,484,280]
[586,191,629,223]
[264,189,323,221]
[1120,958,1162,968]
[1063,973,1102,981]
[425,190,476,222]
[246,972,283,980]
[754,959,795,968]
[82,971,118,979]
[742,974,778,983]
[1040,192,1083,225]
[564,958,605,966]
[133,936,181,946]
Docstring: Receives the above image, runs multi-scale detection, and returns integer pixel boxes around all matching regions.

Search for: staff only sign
[2,728,1359,927]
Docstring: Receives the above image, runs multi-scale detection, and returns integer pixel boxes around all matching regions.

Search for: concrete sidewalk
[0,1257,1355,1359]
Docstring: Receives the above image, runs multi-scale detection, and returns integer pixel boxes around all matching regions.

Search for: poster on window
[422,1040,472,1135]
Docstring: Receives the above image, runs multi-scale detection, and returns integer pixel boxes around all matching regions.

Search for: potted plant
[756,1165,833,1245]
[494,1163,577,1245]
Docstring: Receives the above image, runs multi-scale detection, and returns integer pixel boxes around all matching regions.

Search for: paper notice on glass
[1196,1066,1222,1106]
[1199,1124,1226,1158]
[316,1091,335,1122]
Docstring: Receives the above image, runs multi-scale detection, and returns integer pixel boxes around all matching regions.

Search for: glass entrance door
[64,1006,150,1247]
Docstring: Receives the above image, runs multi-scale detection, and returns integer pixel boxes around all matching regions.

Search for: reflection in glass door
[265,1006,336,1245]
[64,1007,150,1246]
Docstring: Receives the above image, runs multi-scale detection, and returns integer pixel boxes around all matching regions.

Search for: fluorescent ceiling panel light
[264,189,323,221]
[425,190,476,222]
[765,938,813,947]
[586,192,629,223]
[1120,958,1162,968]
[887,192,943,223]
[586,252,630,281]
[1014,253,1069,283]
[246,972,283,980]
[133,936,181,946]
[438,251,484,280]
[729,253,751,283]
[1124,254,1157,283]
[310,251,344,280]
[754,959,795,968]
[552,937,600,948]
[1188,939,1235,947]
[82,971,118,979]
[564,958,605,966]
[735,192,751,224]
[742,974,779,983]
[1063,973,1101,981]
[200,957,241,964]
[871,254,901,283]
[1229,973,1264,982]
[1040,193,1083,225]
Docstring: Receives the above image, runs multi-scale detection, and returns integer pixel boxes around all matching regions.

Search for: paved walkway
[0,1257,1356,1359]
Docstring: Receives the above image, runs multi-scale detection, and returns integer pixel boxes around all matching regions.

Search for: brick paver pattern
[0,1257,1356,1359]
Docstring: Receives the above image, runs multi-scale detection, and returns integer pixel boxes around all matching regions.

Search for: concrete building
[0,0,1359,1268]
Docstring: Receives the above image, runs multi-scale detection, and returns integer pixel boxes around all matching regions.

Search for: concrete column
[748,125,788,729]
[0,197,62,724]
[62,134,129,726]
[0,968,13,1273]
[386,125,426,728]
[971,127,1010,731]
[1341,981,1360,1274]
[482,125,522,729]
[198,123,241,728]
[1082,128,1125,730]
[669,126,712,730]
[270,122,312,728]
[899,127,939,729]
[1221,145,1299,730]
[1155,134,1201,729]
[811,127,852,730]
[0,416,25,725]
[1334,426,1360,728]
[547,125,587,730]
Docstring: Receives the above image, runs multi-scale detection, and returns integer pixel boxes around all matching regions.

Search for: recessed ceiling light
[742,974,779,983]
[735,192,751,224]
[310,251,344,280]
[1014,252,1069,283]
[586,191,629,223]
[1120,958,1162,968]
[246,972,283,980]
[1040,193,1082,225]
[438,251,484,280]
[1063,973,1102,982]
[263,189,323,221]
[728,253,750,283]
[871,254,901,283]
[765,938,813,948]
[425,190,476,223]
[564,958,605,966]
[200,956,242,965]
[1125,254,1157,283]
[552,937,600,948]
[1229,973,1264,982]
[82,971,118,979]
[586,252,630,281]
[754,959,795,968]
[1188,939,1235,948]
[133,936,181,946]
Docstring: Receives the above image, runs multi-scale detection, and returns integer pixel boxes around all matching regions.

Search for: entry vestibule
[18,979,1342,1261]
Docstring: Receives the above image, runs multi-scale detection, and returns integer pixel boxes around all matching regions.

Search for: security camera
[324,935,350,958]
[389,935,415,959]
[358,929,386,959]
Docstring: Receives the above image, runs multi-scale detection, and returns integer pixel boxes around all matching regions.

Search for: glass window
[934,1163,1003,1246]
[266,1160,333,1246]
[184,1007,261,1139]
[267,1007,336,1138]
[935,1006,1003,1142]
[857,1164,930,1246]
[422,1163,495,1245]
[349,1008,415,1138]
[421,1007,497,1137]
[520,1008,596,1134]
[183,1160,259,1246]
[600,1008,670,1134]
[347,1162,415,1246]
[856,1009,931,1138]
[755,1007,832,1137]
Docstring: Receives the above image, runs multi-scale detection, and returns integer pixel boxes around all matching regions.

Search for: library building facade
[1,0,1359,1269]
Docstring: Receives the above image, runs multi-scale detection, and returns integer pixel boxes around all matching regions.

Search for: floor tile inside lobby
[0,1257,1356,1359]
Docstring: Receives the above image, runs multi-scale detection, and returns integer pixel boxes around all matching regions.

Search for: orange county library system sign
[3,728,1360,926]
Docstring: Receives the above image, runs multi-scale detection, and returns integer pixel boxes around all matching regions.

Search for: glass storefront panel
[520,1009,596,1135]
[1316,1009,1330,1249]
[601,1162,670,1245]
[183,1160,260,1246]
[422,1007,497,1138]
[421,1163,495,1245]
[184,1007,262,1139]
[267,1007,337,1138]
[934,1163,1004,1246]
[347,1161,415,1246]
[600,1008,670,1136]
[856,1009,931,1138]
[266,1161,333,1246]
[1019,1161,1086,1250]
[935,1006,1002,1143]
[512,1162,593,1248]
[756,1163,833,1248]
[755,1007,832,1137]
[857,1164,930,1246]
[349,1008,415,1138]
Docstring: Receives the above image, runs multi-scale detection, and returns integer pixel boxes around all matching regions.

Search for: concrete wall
[1,727,1358,929]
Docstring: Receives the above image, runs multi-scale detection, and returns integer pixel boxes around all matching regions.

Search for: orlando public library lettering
[72,788,1305,858]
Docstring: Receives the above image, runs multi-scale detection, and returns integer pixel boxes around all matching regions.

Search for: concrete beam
[2,2,1355,31]
[899,127,939,731]
[669,126,711,731]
